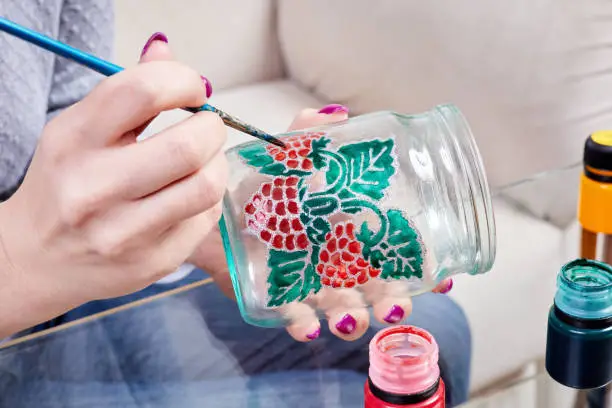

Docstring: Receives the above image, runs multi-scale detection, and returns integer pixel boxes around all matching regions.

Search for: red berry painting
[265,133,324,171]
[316,222,381,288]
[238,132,425,308]
[244,176,308,251]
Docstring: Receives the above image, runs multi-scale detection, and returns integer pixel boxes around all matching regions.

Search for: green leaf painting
[266,249,321,307]
[357,209,424,280]
[337,139,396,200]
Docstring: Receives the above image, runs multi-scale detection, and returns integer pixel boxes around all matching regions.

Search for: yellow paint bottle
[578,131,612,235]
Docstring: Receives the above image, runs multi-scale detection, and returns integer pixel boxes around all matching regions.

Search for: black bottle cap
[367,376,440,405]
[584,131,612,182]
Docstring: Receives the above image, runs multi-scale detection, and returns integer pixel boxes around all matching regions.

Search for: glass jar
[220,104,496,327]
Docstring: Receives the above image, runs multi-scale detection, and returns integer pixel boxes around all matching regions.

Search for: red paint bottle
[365,325,445,408]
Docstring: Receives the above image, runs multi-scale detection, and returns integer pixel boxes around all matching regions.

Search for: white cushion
[277,0,612,187]
[493,164,581,229]
[562,220,582,261]
[113,0,283,90]
[451,199,563,390]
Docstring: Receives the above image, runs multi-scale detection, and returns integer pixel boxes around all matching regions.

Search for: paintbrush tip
[267,136,286,148]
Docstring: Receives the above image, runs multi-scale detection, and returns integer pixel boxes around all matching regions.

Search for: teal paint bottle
[545,259,612,389]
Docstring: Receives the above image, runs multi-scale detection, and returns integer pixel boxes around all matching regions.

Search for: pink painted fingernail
[318,104,349,115]
[336,314,357,335]
[201,76,213,98]
[306,328,321,340]
[439,279,454,294]
[383,305,405,324]
[141,32,168,57]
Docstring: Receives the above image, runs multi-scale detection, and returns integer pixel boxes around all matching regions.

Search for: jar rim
[432,104,497,275]
[556,258,612,320]
[560,259,612,293]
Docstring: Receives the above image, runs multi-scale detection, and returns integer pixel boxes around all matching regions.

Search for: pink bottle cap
[369,325,441,396]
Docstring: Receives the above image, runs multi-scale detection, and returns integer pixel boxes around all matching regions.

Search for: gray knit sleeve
[46,0,114,121]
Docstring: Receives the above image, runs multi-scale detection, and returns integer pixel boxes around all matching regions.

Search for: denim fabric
[0,270,471,407]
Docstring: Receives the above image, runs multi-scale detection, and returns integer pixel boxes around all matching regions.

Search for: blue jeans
[0,270,471,407]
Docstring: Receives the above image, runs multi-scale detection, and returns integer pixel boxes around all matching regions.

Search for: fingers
[432,278,453,294]
[105,150,227,241]
[188,227,238,299]
[361,279,413,325]
[139,33,212,99]
[136,150,227,228]
[85,146,227,252]
[282,286,370,342]
[287,105,349,131]
[111,111,226,199]
[327,306,370,342]
[69,60,208,145]
[147,211,218,281]
[283,288,371,342]
[373,299,412,324]
[139,33,173,63]
[317,287,370,341]
[284,303,321,342]
[282,280,416,342]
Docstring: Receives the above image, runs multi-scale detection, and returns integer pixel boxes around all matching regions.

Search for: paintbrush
[0,16,285,148]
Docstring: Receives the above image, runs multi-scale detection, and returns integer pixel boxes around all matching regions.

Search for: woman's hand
[190,107,453,342]
[0,36,227,337]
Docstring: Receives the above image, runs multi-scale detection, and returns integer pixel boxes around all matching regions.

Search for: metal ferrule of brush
[186,105,284,147]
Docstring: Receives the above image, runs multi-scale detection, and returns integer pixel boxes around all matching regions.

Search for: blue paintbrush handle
[0,16,213,113]
[0,16,284,147]
[0,16,123,76]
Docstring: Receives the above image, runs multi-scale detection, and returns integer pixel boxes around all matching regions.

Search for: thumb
[139,32,174,63]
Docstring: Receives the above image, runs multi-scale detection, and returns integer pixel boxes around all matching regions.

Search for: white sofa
[114,0,605,393]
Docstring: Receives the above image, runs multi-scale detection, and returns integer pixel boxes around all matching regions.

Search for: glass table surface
[0,164,593,407]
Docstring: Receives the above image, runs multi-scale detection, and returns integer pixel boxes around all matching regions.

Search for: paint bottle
[546,259,612,389]
[365,325,445,408]
[577,130,612,259]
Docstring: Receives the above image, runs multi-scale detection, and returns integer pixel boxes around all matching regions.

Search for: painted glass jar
[220,104,496,327]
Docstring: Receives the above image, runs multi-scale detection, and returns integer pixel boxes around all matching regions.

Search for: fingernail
[306,328,321,340]
[318,104,349,115]
[439,279,454,294]
[335,314,357,335]
[201,76,213,98]
[141,32,168,57]
[384,305,405,324]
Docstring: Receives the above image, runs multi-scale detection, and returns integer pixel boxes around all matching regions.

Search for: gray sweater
[0,0,113,198]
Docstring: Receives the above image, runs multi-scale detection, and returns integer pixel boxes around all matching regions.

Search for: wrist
[0,202,31,337]
[0,201,78,337]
